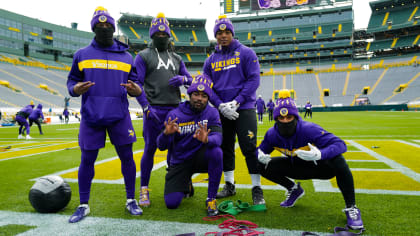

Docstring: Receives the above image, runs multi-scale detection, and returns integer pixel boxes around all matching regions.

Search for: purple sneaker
[343,206,364,230]
[206,198,218,216]
[68,204,90,223]
[280,182,305,207]
[126,199,143,215]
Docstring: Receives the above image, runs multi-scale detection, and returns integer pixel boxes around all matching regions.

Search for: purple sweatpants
[140,106,175,187]
[16,115,29,135]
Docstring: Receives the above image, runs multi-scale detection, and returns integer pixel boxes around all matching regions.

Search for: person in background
[63,108,70,124]
[255,95,266,124]
[266,98,275,122]
[134,12,193,207]
[157,75,222,216]
[304,101,312,119]
[257,90,364,230]
[23,104,44,135]
[203,15,265,205]
[16,102,34,139]
[66,6,143,223]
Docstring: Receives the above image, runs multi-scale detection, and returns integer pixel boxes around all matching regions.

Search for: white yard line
[347,140,420,183]
[0,210,313,236]
[312,179,420,196]
[396,139,420,148]
[0,142,78,162]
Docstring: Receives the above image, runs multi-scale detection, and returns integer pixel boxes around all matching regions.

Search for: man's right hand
[258,149,271,167]
[163,117,179,135]
[218,103,239,120]
[73,81,95,95]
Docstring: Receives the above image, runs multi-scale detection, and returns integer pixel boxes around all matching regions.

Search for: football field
[0,111,419,235]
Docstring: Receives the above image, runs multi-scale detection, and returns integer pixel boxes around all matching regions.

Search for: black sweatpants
[221,109,259,174]
[259,154,356,207]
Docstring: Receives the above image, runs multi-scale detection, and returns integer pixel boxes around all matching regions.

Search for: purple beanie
[213,15,235,37]
[187,74,213,98]
[90,6,115,31]
[273,90,300,120]
[149,13,171,38]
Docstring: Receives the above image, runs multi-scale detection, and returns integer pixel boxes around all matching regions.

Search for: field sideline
[1,111,420,235]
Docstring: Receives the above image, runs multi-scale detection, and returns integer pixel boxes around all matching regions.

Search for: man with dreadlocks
[157,74,222,216]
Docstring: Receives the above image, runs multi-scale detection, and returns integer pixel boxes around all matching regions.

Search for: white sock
[224,171,234,184]
[251,174,261,187]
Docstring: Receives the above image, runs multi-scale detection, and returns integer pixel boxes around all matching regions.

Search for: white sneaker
[26,135,32,139]
[18,135,24,139]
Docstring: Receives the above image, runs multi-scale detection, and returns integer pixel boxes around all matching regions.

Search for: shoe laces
[344,206,359,220]
[285,184,299,199]
[207,199,217,211]
[140,188,150,201]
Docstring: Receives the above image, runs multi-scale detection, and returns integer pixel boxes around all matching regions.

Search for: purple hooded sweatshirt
[203,39,260,110]
[28,104,44,121]
[255,97,266,114]
[16,105,34,119]
[258,117,347,160]
[67,39,140,126]
[157,101,222,166]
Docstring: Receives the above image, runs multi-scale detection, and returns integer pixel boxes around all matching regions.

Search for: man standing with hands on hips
[203,15,265,205]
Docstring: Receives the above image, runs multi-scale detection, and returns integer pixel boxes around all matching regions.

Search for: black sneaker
[184,180,194,198]
[216,181,236,199]
[252,186,266,205]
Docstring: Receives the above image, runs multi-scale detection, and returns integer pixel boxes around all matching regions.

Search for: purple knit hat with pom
[213,15,235,37]
[273,90,300,120]
[187,74,213,98]
[90,6,115,31]
[149,12,171,38]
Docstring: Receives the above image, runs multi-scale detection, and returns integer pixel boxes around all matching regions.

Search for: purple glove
[143,105,161,124]
[168,75,187,87]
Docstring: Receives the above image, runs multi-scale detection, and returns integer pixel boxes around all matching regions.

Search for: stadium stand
[1,0,420,113]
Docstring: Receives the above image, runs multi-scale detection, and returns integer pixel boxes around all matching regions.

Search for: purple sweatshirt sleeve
[134,55,149,108]
[305,123,347,160]
[157,132,172,151]
[127,60,143,97]
[67,52,83,97]
[257,129,275,155]
[179,61,193,86]
[206,110,222,147]
[203,60,224,108]
[234,49,260,105]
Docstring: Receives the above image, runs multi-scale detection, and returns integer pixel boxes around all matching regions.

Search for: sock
[250,174,261,187]
[224,171,234,184]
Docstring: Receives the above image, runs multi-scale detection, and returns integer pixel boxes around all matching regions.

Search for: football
[29,175,71,213]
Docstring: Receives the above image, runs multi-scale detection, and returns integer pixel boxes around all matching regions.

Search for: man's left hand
[121,80,142,96]
[294,143,321,161]
[193,122,210,143]
[226,100,239,112]
[168,75,187,87]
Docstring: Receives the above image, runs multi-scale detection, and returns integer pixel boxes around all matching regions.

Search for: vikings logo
[234,51,240,56]
[158,25,166,31]
[197,84,205,91]
[280,108,289,116]
[128,129,135,137]
[219,24,227,31]
[99,15,107,23]
[247,130,255,139]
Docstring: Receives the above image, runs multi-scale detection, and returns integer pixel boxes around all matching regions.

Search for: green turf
[1,112,420,235]
[0,224,36,236]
